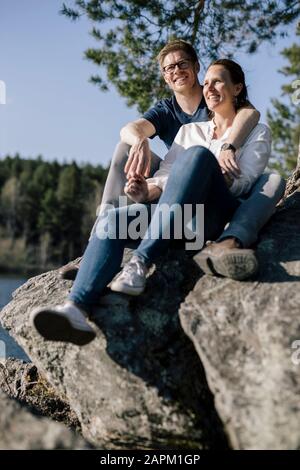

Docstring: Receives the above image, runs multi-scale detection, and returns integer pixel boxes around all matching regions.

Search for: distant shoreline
[0,264,51,278]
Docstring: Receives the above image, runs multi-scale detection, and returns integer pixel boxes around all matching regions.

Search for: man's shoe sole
[193,249,258,281]
[31,309,96,346]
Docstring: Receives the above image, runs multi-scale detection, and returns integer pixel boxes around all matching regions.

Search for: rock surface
[2,191,300,450]
[0,358,80,429]
[0,390,88,449]
[180,191,300,449]
[0,250,227,450]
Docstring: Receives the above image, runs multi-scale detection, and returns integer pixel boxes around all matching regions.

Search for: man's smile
[173,75,188,85]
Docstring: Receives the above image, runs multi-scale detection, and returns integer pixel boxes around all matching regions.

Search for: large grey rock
[0,250,227,450]
[0,358,79,429]
[4,192,298,450]
[0,390,87,449]
[180,192,300,449]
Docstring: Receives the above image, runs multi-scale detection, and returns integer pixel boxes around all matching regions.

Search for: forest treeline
[0,154,108,272]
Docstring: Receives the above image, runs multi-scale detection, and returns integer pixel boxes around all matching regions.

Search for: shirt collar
[207,118,232,140]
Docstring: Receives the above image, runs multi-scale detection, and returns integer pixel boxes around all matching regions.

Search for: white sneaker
[110,255,149,296]
[30,301,96,345]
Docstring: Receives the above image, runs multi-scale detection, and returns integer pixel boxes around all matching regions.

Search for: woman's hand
[219,148,241,178]
[124,174,149,203]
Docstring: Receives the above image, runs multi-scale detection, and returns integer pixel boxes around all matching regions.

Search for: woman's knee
[270,173,286,197]
[258,172,286,198]
[173,145,216,172]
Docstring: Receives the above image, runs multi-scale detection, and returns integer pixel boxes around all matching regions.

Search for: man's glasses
[162,59,192,75]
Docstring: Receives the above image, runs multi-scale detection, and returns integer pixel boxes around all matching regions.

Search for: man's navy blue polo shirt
[143,94,209,149]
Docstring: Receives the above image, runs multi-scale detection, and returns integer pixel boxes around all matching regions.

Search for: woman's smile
[207,93,220,101]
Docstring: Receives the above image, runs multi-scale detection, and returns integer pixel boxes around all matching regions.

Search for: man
[60,40,285,281]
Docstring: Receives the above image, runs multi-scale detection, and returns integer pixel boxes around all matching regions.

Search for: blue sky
[0,0,298,167]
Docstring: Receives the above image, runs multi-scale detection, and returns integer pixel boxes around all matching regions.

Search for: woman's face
[203,65,242,112]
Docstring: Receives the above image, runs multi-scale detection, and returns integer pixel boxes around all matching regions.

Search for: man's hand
[219,148,240,178]
[124,139,151,178]
[124,174,149,203]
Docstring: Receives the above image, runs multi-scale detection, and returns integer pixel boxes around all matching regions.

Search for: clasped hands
[123,138,151,203]
[124,173,149,203]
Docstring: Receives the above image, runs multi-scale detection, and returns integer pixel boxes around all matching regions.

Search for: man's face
[161,50,200,93]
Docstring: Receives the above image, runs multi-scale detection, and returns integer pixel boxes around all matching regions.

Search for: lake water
[0,274,30,362]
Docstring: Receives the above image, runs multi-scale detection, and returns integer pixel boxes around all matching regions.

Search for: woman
[31,59,271,345]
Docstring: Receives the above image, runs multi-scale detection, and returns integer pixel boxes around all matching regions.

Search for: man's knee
[149,152,162,176]
[110,141,131,171]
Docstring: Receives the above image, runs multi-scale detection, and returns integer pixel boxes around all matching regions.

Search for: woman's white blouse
[146,120,272,197]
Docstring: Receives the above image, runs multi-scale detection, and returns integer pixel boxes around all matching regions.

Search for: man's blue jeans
[69,146,239,309]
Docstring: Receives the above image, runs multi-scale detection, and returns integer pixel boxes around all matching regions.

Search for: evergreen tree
[56,163,84,262]
[19,168,41,244]
[61,0,300,112]
[0,154,109,267]
[38,189,60,237]
[38,189,61,265]
[0,176,22,239]
[267,24,300,175]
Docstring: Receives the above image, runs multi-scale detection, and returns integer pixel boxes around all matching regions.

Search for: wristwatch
[221,143,236,152]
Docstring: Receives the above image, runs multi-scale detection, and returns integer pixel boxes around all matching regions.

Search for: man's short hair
[157,40,199,69]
